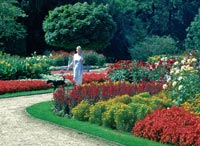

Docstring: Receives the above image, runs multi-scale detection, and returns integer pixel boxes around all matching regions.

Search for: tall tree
[0,0,26,54]
[184,9,200,50]
[43,2,116,51]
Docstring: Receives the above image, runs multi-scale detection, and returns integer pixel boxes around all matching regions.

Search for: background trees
[1,0,200,60]
[43,2,116,52]
[0,0,27,55]
[184,9,200,51]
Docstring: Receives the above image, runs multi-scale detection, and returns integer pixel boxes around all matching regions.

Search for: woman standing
[68,46,83,85]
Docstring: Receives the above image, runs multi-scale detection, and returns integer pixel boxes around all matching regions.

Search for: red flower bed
[0,80,51,94]
[133,106,200,146]
[54,80,164,108]
[69,81,138,103]
[64,70,108,84]
[137,81,165,94]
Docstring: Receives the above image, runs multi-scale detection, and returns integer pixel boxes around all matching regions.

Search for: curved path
[0,93,119,146]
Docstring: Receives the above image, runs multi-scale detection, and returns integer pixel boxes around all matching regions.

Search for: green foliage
[0,51,51,79]
[89,101,107,125]
[182,94,200,116]
[83,50,106,66]
[84,53,98,66]
[129,35,178,61]
[163,57,200,105]
[0,0,27,54]
[112,94,132,105]
[131,66,149,82]
[184,9,200,50]
[129,103,152,122]
[108,69,131,82]
[114,104,134,132]
[102,104,117,129]
[170,71,200,105]
[43,2,116,51]
[71,100,91,121]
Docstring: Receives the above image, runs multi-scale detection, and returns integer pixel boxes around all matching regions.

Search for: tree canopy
[184,9,200,51]
[43,2,116,51]
[0,0,26,51]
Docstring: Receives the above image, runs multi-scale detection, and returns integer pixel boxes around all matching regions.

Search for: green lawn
[26,101,171,146]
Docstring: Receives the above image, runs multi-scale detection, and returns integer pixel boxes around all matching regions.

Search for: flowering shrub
[0,80,51,94]
[163,57,200,105]
[102,103,134,131]
[71,100,91,121]
[53,80,164,115]
[182,94,200,116]
[133,106,200,146]
[89,101,107,125]
[107,58,176,83]
[64,71,108,85]
[0,51,51,80]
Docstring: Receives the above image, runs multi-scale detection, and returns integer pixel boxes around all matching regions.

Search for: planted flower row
[133,106,200,146]
[0,80,51,94]
[53,80,165,114]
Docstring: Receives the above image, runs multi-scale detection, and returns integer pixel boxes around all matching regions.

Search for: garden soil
[0,93,120,146]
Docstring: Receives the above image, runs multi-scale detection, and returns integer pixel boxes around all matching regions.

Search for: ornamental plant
[0,80,51,94]
[182,93,200,116]
[71,100,91,121]
[0,51,52,79]
[107,58,176,83]
[163,57,200,105]
[89,101,107,125]
[43,2,116,50]
[133,106,200,146]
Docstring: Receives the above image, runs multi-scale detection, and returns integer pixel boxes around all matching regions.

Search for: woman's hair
[76,46,81,50]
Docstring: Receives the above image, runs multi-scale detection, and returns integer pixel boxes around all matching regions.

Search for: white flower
[175,69,180,75]
[167,77,171,82]
[181,59,186,64]
[174,61,179,66]
[178,76,183,81]
[172,81,177,87]
[178,85,183,90]
[170,69,174,75]
[163,84,168,90]
[191,58,197,62]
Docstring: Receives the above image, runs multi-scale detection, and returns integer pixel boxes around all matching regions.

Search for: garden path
[0,93,118,146]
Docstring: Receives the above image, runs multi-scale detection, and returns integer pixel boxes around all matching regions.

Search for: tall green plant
[43,2,116,51]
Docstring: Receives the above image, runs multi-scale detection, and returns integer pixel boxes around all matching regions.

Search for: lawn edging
[26,101,170,146]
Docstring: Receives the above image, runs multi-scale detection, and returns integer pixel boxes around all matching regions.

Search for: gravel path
[0,93,120,146]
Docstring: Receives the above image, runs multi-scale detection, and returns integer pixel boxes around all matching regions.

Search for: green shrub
[83,50,106,66]
[71,100,91,121]
[114,104,134,132]
[129,35,178,61]
[163,57,200,105]
[89,101,107,125]
[129,103,152,122]
[97,54,106,66]
[112,94,132,104]
[182,93,200,116]
[84,53,98,66]
[102,104,118,129]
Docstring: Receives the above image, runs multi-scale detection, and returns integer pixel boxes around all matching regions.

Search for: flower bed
[133,106,200,146]
[0,80,51,94]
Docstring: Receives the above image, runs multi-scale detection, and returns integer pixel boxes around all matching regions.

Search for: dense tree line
[1,0,200,60]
